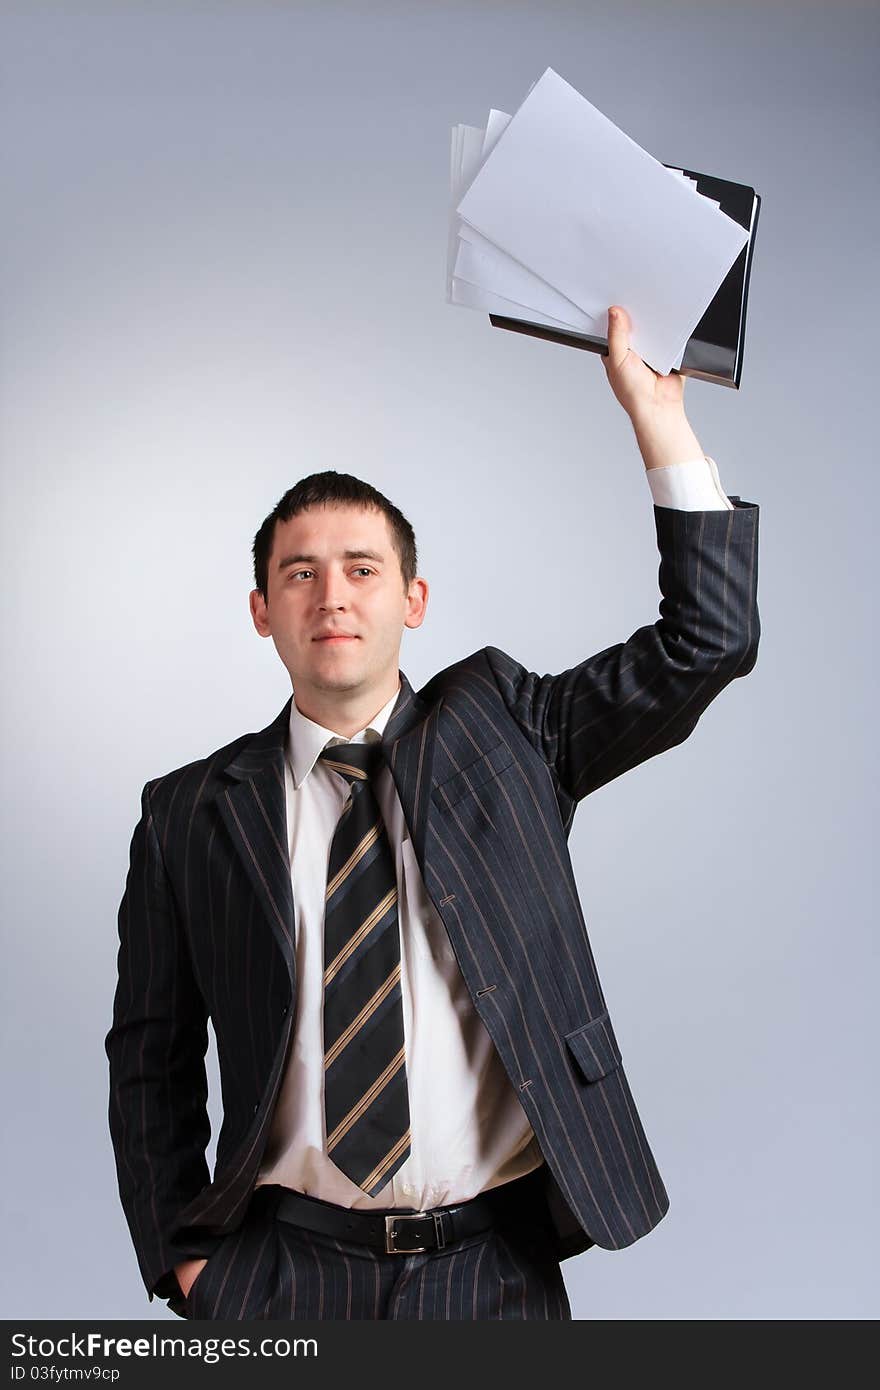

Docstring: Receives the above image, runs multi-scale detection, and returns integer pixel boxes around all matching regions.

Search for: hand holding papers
[448,68,760,388]
[602,305,687,420]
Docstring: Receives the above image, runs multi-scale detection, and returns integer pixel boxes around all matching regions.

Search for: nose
[316,573,348,610]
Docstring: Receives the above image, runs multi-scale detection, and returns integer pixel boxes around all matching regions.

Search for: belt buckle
[384,1211,445,1254]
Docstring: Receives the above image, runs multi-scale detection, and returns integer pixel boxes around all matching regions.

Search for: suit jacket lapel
[381,671,442,870]
[216,697,296,985]
[215,670,442,992]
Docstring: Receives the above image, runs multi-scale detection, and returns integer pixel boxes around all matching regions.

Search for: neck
[293,674,401,740]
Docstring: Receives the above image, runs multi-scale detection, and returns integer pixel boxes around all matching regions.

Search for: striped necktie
[316,739,411,1196]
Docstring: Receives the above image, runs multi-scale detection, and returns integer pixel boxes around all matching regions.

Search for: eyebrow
[276,548,386,570]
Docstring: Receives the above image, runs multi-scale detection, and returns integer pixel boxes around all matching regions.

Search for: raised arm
[486,306,760,810]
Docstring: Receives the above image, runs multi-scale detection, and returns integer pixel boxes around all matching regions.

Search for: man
[105,306,760,1319]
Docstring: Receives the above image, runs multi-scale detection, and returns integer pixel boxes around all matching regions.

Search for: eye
[354,567,374,577]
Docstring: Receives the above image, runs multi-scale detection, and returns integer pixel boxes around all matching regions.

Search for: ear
[404,576,429,631]
[249,588,272,638]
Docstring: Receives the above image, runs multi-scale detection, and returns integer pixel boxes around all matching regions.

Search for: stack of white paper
[448,67,750,376]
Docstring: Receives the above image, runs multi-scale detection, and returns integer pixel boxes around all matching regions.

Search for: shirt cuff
[646,455,735,511]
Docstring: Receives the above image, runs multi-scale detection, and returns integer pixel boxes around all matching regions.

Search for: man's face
[249,503,427,702]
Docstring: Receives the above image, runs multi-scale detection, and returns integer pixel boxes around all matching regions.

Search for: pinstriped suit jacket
[105,496,759,1316]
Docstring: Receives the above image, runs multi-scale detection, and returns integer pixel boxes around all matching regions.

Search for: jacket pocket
[431,740,516,808]
[563,1010,622,1082]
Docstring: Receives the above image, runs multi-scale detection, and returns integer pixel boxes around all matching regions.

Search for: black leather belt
[271,1165,546,1255]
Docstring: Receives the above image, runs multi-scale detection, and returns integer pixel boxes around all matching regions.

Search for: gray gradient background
[2,0,876,1321]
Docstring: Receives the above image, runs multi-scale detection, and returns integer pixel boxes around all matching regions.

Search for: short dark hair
[252,470,418,602]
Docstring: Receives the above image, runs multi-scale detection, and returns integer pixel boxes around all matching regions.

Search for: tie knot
[317,739,385,786]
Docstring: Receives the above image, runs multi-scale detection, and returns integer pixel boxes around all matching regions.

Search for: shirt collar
[287,679,402,789]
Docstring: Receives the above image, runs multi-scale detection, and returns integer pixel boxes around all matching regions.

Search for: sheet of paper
[453,231,601,331]
[450,276,583,331]
[450,117,601,330]
[666,167,721,210]
[446,124,485,298]
[463,110,601,329]
[455,67,749,374]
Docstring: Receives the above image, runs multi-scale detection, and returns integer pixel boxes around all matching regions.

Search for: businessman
[105,306,760,1319]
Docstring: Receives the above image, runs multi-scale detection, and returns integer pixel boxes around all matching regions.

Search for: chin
[311,666,365,691]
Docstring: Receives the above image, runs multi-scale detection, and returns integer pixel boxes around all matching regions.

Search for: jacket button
[281,1004,289,1017]
[253,1102,259,1113]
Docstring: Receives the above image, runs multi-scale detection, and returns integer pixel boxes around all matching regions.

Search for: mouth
[313,635,358,643]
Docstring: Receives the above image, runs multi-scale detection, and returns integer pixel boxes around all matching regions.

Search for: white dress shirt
[253,455,733,1210]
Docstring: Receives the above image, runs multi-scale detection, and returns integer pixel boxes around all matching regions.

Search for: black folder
[488,166,761,389]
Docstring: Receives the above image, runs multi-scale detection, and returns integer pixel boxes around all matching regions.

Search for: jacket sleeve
[485,498,760,807]
[104,778,224,1308]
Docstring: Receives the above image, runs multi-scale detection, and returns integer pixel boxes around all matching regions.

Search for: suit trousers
[183,1171,573,1321]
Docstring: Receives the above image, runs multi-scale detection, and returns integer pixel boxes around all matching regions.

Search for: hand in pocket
[176,1256,209,1301]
